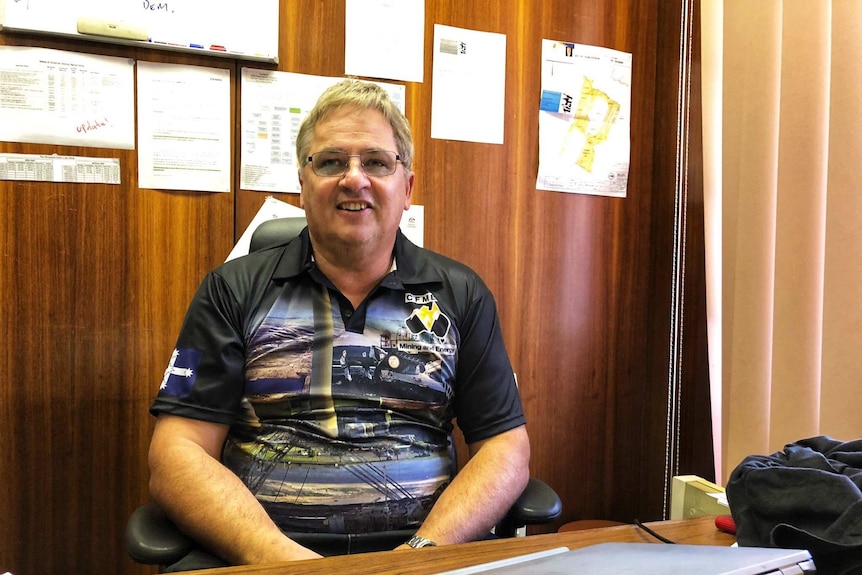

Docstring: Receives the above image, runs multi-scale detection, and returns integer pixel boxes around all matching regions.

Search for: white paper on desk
[137,61,231,193]
[344,0,425,83]
[430,25,506,144]
[240,69,406,194]
[225,198,425,262]
[0,46,135,149]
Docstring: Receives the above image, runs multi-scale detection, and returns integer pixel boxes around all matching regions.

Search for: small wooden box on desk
[190,517,734,575]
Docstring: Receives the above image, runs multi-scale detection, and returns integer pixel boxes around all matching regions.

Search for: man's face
[299,106,414,254]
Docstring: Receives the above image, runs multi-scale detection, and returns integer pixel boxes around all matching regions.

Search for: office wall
[0,1,710,574]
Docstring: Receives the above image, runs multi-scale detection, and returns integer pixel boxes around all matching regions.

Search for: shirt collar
[272,228,444,287]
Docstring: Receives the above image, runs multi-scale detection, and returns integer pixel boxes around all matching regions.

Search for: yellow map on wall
[537,40,632,197]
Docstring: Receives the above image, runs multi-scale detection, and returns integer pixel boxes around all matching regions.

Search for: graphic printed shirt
[151,230,524,534]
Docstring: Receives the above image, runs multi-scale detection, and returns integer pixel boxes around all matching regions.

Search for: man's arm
[148,414,322,564]
[397,425,531,547]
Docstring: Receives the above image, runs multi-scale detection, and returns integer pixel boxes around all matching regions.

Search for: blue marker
[189,43,204,49]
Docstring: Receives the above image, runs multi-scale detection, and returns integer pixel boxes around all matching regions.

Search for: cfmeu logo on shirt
[160,348,201,397]
[405,293,451,339]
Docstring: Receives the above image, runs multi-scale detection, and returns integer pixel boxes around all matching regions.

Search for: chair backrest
[249,217,307,253]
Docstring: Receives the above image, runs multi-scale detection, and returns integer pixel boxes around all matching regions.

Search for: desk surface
[194,517,733,575]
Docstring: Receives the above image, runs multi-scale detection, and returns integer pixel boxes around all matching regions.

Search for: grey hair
[296,79,414,171]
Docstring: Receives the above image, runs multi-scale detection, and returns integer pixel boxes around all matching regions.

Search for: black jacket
[727,436,862,575]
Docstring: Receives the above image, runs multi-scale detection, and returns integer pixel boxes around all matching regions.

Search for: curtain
[702,0,862,483]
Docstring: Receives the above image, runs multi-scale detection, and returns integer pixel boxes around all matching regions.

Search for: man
[148,79,530,566]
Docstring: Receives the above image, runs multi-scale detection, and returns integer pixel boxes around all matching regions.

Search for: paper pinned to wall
[536,40,632,197]
[0,46,135,149]
[344,0,425,82]
[137,61,231,193]
[239,69,406,194]
[430,24,507,144]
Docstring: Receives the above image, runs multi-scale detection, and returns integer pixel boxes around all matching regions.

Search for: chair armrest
[125,502,195,565]
[509,477,563,524]
[495,477,563,537]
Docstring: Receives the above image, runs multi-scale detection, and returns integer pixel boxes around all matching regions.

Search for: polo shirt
[151,229,524,534]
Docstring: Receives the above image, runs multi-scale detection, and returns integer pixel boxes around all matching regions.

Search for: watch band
[406,535,438,548]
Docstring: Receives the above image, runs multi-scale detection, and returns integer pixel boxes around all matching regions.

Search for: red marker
[715,515,736,535]
[209,45,226,51]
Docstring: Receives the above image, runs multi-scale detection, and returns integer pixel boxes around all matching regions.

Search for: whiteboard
[0,0,279,63]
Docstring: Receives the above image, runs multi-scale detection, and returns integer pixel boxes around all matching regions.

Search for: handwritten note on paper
[0,46,135,149]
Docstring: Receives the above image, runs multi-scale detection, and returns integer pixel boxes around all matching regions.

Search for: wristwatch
[406,535,438,548]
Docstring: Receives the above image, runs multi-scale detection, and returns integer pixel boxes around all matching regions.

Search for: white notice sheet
[430,24,506,144]
[536,40,632,197]
[137,61,231,192]
[345,0,425,82]
[0,46,135,149]
[240,69,405,194]
[0,153,121,184]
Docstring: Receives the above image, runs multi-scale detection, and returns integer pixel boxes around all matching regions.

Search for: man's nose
[341,156,370,184]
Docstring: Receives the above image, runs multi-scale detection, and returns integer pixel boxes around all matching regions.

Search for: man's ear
[403,170,415,210]
[298,170,305,208]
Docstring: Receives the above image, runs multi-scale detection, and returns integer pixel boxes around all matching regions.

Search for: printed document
[239,69,405,194]
[0,46,134,149]
[136,61,231,192]
[345,0,425,82]
[536,40,632,197]
[430,24,506,145]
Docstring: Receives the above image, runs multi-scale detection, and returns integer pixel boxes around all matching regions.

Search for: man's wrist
[405,535,437,548]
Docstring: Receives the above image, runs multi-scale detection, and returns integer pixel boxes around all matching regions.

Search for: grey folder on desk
[438,543,815,575]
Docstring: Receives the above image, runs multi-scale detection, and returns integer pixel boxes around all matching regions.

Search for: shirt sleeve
[451,278,525,444]
[149,270,248,425]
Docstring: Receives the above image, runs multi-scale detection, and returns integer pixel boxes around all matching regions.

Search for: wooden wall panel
[0,0,710,573]
[0,34,235,575]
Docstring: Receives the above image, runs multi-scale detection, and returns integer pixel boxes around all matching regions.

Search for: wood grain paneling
[0,34,235,575]
[0,1,710,573]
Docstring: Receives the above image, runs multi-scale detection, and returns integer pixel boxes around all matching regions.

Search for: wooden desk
[193,517,733,575]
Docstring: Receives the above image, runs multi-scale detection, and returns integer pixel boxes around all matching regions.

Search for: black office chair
[126,477,562,570]
[125,217,562,571]
[247,216,309,252]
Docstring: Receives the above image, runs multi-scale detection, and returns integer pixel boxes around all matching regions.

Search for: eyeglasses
[306,150,402,177]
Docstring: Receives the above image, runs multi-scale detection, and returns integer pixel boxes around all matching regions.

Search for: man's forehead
[313,106,394,138]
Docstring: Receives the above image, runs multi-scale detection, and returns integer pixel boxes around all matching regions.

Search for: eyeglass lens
[309,150,399,177]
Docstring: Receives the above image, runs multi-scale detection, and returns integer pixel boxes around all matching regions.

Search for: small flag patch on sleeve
[159,348,202,398]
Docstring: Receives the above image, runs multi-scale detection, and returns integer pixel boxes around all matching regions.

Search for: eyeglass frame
[304,149,403,178]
